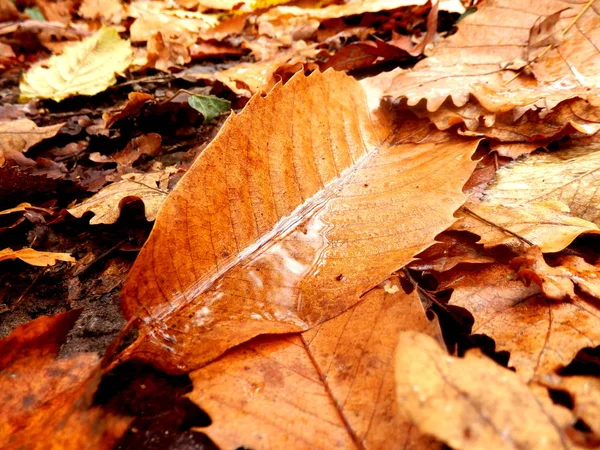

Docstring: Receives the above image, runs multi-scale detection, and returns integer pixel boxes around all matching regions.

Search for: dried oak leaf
[447,263,600,383]
[512,246,600,301]
[541,373,600,436]
[188,279,443,450]
[452,200,599,253]
[0,119,64,167]
[20,27,132,102]
[0,310,130,449]
[118,69,480,373]
[0,247,75,266]
[380,0,600,113]
[481,136,600,226]
[68,169,174,224]
[395,331,582,450]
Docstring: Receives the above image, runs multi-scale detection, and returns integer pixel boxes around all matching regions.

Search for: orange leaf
[119,70,480,373]
[188,279,443,449]
[0,311,130,449]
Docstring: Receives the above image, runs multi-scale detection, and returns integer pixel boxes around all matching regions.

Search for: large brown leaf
[188,279,442,449]
[395,331,583,450]
[119,70,480,372]
[380,0,600,113]
[0,119,64,166]
[0,311,130,449]
[447,263,600,383]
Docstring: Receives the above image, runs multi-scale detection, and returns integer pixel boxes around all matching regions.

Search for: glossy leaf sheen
[120,70,479,372]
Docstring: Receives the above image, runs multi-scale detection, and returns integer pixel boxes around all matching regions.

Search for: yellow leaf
[20,28,132,102]
[0,248,75,267]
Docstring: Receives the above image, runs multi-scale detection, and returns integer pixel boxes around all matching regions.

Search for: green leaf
[19,27,132,102]
[188,95,231,123]
[24,6,45,21]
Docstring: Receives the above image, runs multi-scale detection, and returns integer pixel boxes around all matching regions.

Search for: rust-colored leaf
[447,263,600,383]
[0,119,64,167]
[119,70,480,372]
[395,331,582,450]
[0,311,130,449]
[512,246,600,301]
[188,279,443,449]
[103,92,155,128]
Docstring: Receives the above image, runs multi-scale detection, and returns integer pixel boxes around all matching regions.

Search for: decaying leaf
[0,311,130,449]
[188,279,443,450]
[188,94,231,123]
[118,70,480,373]
[482,136,600,226]
[395,331,581,450]
[0,119,64,166]
[447,263,600,383]
[68,169,174,224]
[0,247,75,266]
[20,27,132,102]
[452,200,599,253]
[512,246,600,301]
[381,0,600,113]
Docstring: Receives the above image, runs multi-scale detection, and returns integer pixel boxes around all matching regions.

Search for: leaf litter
[2,0,600,449]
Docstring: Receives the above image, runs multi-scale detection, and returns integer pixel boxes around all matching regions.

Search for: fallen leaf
[118,70,480,373]
[0,247,75,266]
[381,0,600,113]
[0,0,20,21]
[0,310,130,449]
[145,31,191,72]
[321,39,410,72]
[424,98,600,142]
[89,133,162,172]
[452,200,600,253]
[408,232,495,272]
[541,373,600,436]
[78,0,126,24]
[68,169,174,224]
[512,246,600,301]
[188,279,443,449]
[447,263,600,383]
[188,94,231,123]
[481,136,600,226]
[0,119,64,166]
[103,92,155,128]
[35,0,76,23]
[20,27,132,102]
[394,331,581,450]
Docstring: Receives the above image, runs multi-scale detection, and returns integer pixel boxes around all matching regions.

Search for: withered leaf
[89,133,162,173]
[453,200,599,253]
[188,280,442,450]
[381,0,600,113]
[482,136,600,226]
[0,247,75,266]
[119,70,480,372]
[103,92,155,128]
[0,119,64,166]
[395,331,582,450]
[0,311,130,449]
[512,246,600,301]
[448,263,600,383]
[68,169,174,224]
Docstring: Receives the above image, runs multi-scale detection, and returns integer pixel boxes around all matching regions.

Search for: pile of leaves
[2,0,600,448]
